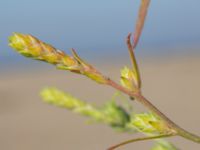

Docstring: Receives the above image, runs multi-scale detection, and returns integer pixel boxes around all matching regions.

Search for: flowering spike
[41,88,132,131]
[9,33,42,58]
[9,33,61,63]
[9,33,80,70]
[129,113,175,134]
[9,33,108,84]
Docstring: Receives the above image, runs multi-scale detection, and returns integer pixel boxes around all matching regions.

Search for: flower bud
[120,66,140,92]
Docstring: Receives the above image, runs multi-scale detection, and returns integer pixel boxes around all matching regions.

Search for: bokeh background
[1,0,200,149]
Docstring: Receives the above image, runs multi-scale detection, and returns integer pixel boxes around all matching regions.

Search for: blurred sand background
[0,54,200,150]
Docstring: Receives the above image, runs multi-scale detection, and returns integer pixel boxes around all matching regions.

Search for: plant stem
[107,134,175,150]
[133,0,151,48]
[106,79,200,143]
[136,94,200,143]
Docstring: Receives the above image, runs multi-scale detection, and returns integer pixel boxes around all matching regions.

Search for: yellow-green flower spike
[9,33,107,84]
[120,66,140,92]
[41,88,132,131]
[41,87,86,110]
[9,33,42,58]
[130,113,173,134]
[9,33,69,64]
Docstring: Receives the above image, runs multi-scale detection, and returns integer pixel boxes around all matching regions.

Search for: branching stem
[106,79,200,143]
[107,133,175,150]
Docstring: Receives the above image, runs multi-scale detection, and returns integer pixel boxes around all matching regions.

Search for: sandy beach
[0,55,200,150]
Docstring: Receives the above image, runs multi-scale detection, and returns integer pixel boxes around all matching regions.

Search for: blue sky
[1,0,200,60]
